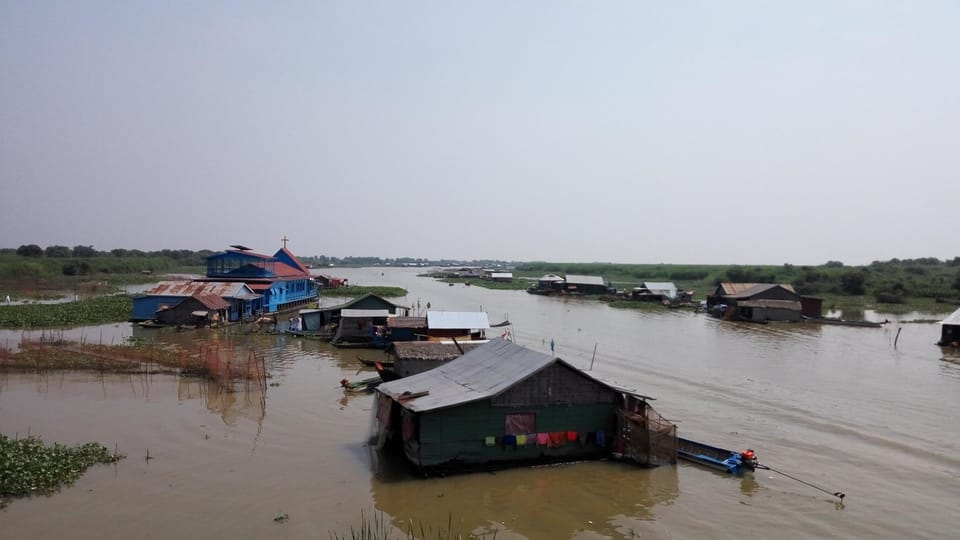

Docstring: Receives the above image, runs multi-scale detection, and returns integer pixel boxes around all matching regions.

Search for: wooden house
[155,293,230,327]
[336,309,390,344]
[564,275,609,295]
[132,281,260,322]
[201,244,317,314]
[426,311,490,340]
[530,274,565,293]
[707,283,803,322]
[631,282,678,301]
[386,341,487,378]
[372,339,677,473]
[387,317,428,342]
[938,307,960,347]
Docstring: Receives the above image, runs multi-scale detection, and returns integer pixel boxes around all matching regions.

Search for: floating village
[120,241,960,499]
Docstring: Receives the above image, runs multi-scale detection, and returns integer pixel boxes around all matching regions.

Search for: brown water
[2,267,958,539]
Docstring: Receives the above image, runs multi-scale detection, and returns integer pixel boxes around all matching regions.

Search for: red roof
[193,292,231,310]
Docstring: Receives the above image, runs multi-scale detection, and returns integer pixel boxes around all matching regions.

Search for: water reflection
[370,458,679,539]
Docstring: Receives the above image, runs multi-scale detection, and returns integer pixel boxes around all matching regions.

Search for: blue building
[200,244,317,314]
[132,281,261,322]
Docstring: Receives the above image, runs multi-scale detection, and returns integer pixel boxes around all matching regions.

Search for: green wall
[410,400,616,469]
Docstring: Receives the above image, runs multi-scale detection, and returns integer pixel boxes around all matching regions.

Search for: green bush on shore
[0,295,134,328]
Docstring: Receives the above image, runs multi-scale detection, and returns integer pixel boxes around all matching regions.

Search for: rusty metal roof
[719,283,796,297]
[387,317,427,329]
[143,281,259,299]
[193,293,231,310]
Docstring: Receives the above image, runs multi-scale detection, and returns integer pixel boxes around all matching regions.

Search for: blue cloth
[503,434,517,447]
[596,430,606,448]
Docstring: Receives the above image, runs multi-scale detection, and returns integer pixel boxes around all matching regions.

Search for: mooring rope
[756,464,846,501]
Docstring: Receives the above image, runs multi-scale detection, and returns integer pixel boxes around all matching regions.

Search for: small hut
[156,293,230,327]
[387,341,487,378]
[372,339,677,474]
[938,307,960,347]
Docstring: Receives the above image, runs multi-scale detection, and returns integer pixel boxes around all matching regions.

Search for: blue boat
[677,437,757,474]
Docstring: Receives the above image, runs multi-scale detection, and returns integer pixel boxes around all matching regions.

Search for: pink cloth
[536,433,549,446]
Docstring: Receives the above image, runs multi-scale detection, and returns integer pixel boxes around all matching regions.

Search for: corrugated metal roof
[490,272,513,279]
[538,274,565,282]
[143,281,258,299]
[427,311,490,330]
[387,317,427,329]
[193,292,231,310]
[341,309,390,318]
[719,283,796,297]
[641,282,677,292]
[377,339,560,412]
[941,307,960,325]
[565,274,605,286]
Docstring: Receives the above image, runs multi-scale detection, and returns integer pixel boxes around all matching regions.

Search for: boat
[286,329,336,340]
[804,317,886,328]
[339,375,382,393]
[357,356,394,369]
[676,437,757,474]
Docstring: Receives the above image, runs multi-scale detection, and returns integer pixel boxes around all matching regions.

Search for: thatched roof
[387,341,486,361]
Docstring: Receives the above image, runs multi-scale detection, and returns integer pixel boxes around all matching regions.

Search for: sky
[1,1,958,266]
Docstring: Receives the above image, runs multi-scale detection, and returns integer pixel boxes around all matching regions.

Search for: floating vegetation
[0,339,268,394]
[329,510,499,540]
[0,294,133,328]
[321,286,407,298]
[0,433,125,508]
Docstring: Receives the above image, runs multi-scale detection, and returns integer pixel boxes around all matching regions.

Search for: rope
[756,464,846,501]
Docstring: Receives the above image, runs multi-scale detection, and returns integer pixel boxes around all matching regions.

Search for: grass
[319,286,407,298]
[438,278,530,291]
[0,433,125,508]
[0,294,134,328]
[330,510,498,540]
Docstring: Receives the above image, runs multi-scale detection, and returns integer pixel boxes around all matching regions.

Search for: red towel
[549,432,565,447]
[566,430,578,442]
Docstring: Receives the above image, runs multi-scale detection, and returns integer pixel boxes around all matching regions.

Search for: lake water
[1,267,958,539]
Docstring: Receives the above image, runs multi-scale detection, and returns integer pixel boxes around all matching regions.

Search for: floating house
[632,282,678,301]
[155,293,231,327]
[336,309,391,345]
[387,317,428,342]
[132,281,260,322]
[200,244,317,314]
[529,274,565,293]
[386,341,487,378]
[938,307,960,347]
[707,283,803,322]
[563,275,610,295]
[372,339,677,474]
[426,311,490,341]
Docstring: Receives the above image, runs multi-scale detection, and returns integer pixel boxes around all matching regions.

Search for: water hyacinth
[0,294,133,328]
[0,434,125,507]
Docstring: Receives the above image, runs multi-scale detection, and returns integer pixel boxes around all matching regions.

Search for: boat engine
[740,449,758,470]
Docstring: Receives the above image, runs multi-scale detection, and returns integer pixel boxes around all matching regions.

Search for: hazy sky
[2,1,957,265]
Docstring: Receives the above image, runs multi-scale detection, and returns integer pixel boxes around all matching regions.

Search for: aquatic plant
[0,433,125,507]
[321,286,407,298]
[329,510,498,540]
[0,294,133,328]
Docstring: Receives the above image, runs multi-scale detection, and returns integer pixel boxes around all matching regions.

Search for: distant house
[563,274,609,295]
[490,272,513,283]
[132,281,260,322]
[938,307,960,347]
[632,281,678,301]
[314,274,347,289]
[708,283,802,322]
[530,274,565,293]
[200,245,317,314]
[372,339,677,473]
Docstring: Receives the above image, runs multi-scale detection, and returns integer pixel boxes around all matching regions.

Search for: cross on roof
[281,235,289,248]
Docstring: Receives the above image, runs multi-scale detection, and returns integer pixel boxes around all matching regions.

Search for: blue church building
[199,244,318,314]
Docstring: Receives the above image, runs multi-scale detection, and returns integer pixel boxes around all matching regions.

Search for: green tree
[840,270,867,295]
[16,244,43,257]
[45,245,71,257]
[62,261,91,276]
[71,245,98,257]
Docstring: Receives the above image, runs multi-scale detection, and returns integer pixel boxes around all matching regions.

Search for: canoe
[339,375,382,393]
[676,437,757,474]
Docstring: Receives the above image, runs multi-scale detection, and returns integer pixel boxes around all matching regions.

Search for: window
[505,412,535,435]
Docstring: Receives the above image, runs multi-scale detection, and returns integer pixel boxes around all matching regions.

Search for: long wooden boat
[676,437,757,474]
[287,329,336,340]
[339,375,382,393]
